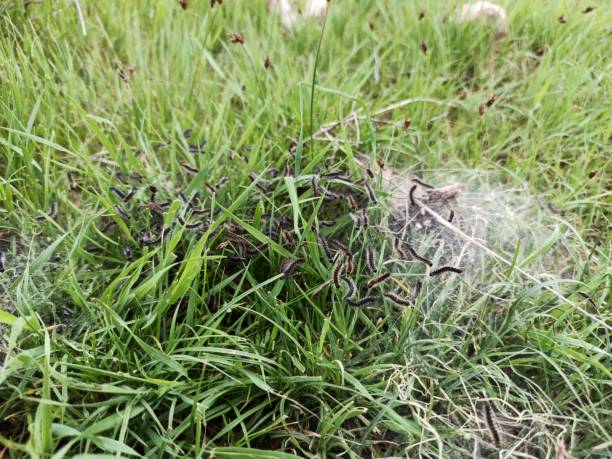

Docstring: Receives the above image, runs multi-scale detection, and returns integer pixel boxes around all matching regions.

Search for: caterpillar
[149,185,157,201]
[330,239,349,253]
[413,177,435,189]
[332,259,344,288]
[430,266,463,276]
[178,192,194,209]
[321,171,345,179]
[188,141,206,154]
[318,236,336,263]
[100,221,118,233]
[48,202,58,219]
[393,237,408,259]
[366,168,374,179]
[407,243,432,267]
[341,276,356,301]
[365,247,376,272]
[345,194,358,209]
[67,172,78,190]
[178,217,203,229]
[448,209,455,223]
[322,188,341,201]
[364,183,377,203]
[246,243,269,255]
[483,402,502,449]
[346,296,377,307]
[367,272,391,289]
[384,292,413,307]
[409,184,418,206]
[344,252,355,274]
[181,162,199,173]
[110,186,126,200]
[311,176,320,197]
[203,182,217,194]
[123,187,136,202]
[114,204,130,220]
[280,258,302,276]
[361,210,370,228]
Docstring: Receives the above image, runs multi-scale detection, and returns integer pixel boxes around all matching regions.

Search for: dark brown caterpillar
[393,237,407,259]
[100,221,118,233]
[430,266,463,276]
[413,178,435,189]
[367,272,390,289]
[311,176,320,197]
[384,292,412,307]
[341,276,356,301]
[361,210,369,228]
[48,202,58,219]
[216,177,229,188]
[320,171,345,179]
[346,296,377,307]
[110,186,125,200]
[420,40,428,54]
[344,252,355,274]
[350,211,368,229]
[149,185,158,201]
[483,402,502,448]
[280,228,294,244]
[448,209,455,222]
[248,173,268,193]
[330,239,349,253]
[181,162,199,173]
[409,185,418,205]
[332,259,344,288]
[322,188,341,201]
[203,182,217,194]
[67,172,78,190]
[364,183,377,203]
[318,236,335,263]
[578,292,598,310]
[178,216,203,229]
[365,247,376,272]
[178,192,194,209]
[346,194,358,209]
[280,258,302,276]
[407,243,432,267]
[366,168,374,179]
[114,204,129,220]
[123,188,136,202]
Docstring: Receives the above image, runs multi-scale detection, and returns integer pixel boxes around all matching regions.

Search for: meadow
[0,1,610,457]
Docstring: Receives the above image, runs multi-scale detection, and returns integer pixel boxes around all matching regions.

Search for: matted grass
[0,1,610,457]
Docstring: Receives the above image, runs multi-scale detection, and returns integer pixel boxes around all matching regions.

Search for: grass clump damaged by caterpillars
[0,1,611,458]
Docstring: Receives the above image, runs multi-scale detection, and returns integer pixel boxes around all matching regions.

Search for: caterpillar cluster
[23,129,463,315]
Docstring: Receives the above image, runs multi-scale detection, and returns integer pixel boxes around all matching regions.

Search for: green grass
[0,0,610,457]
